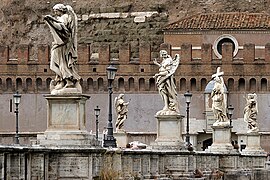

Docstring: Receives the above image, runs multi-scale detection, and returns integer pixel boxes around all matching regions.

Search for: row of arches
[0,77,268,93]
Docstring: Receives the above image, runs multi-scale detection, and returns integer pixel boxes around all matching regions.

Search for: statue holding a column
[153,50,180,115]
[44,4,82,95]
[244,93,259,133]
[211,67,229,126]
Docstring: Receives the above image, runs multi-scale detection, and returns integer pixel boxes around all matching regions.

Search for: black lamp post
[228,105,234,127]
[94,106,100,142]
[103,65,117,148]
[184,91,192,145]
[13,91,21,144]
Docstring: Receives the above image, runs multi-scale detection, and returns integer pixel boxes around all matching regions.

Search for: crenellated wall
[0,42,269,94]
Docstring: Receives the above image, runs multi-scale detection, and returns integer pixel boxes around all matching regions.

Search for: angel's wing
[167,54,180,77]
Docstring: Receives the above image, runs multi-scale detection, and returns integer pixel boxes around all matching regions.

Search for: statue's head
[119,94,124,98]
[53,4,67,14]
[160,50,167,58]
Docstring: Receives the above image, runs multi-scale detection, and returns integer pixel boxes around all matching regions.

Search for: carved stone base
[37,130,96,146]
[152,114,185,150]
[37,95,96,147]
[206,125,236,154]
[241,132,267,155]
[114,130,128,148]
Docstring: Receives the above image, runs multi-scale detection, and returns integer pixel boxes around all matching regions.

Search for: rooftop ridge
[164,12,270,31]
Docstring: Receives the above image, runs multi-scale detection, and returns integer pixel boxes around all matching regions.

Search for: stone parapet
[0,145,268,179]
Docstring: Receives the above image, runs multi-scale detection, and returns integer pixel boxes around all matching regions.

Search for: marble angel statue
[44,4,82,94]
[244,93,259,133]
[115,94,130,131]
[153,50,180,115]
[211,67,229,126]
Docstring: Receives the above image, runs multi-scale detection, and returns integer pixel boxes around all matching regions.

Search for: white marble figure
[115,94,129,131]
[44,4,82,95]
[211,67,229,126]
[244,93,259,133]
[153,50,180,115]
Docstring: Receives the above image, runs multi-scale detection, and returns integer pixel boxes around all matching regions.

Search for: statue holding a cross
[211,67,229,126]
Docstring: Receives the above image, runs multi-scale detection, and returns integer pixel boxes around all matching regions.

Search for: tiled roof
[164,12,270,31]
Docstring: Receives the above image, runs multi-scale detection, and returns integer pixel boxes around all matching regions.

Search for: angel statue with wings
[44,4,81,95]
[153,50,180,115]
[244,93,259,133]
[114,94,130,131]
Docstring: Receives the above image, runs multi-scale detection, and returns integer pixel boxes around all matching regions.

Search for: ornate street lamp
[103,65,117,148]
[94,106,101,142]
[184,91,192,145]
[228,105,234,127]
[13,91,21,144]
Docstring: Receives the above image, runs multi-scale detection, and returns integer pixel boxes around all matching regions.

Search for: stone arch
[36,78,42,91]
[228,78,234,91]
[87,78,94,92]
[6,78,13,91]
[97,78,104,91]
[249,78,256,92]
[180,78,186,91]
[238,78,245,91]
[128,77,135,91]
[26,78,33,92]
[149,78,156,91]
[213,34,239,59]
[190,78,196,91]
[139,78,145,91]
[200,78,207,91]
[261,78,267,91]
[16,78,23,91]
[118,77,125,91]
[46,78,52,91]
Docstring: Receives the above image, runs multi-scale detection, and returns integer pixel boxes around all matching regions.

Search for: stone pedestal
[37,95,96,146]
[241,132,267,155]
[206,125,235,153]
[152,114,185,149]
[114,130,128,148]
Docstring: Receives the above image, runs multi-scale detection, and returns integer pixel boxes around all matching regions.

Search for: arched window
[97,78,104,91]
[190,78,196,91]
[6,78,12,91]
[26,78,33,91]
[261,78,267,91]
[149,78,155,91]
[139,78,145,91]
[36,78,42,91]
[118,78,125,91]
[249,78,256,92]
[0,78,2,91]
[16,78,23,91]
[80,79,84,91]
[46,78,52,91]
[180,78,186,91]
[228,78,234,91]
[128,77,135,91]
[200,78,207,91]
[87,78,94,92]
[238,78,245,91]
